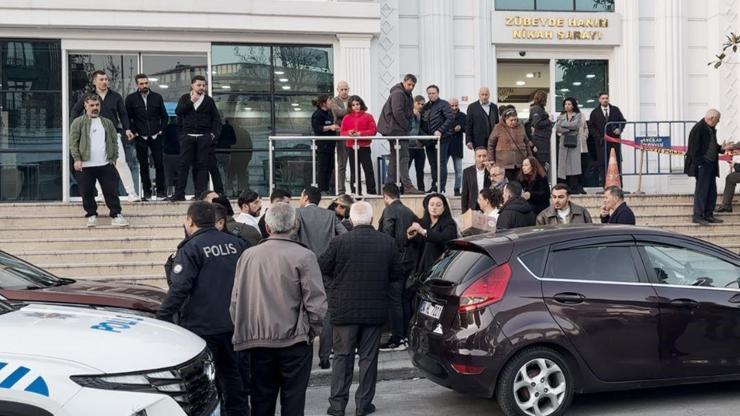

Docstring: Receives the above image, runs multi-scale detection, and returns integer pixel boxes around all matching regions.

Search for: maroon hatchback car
[410,225,740,416]
[0,250,165,316]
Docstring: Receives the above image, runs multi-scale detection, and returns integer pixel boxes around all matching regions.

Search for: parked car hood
[0,303,204,374]
[1,280,166,313]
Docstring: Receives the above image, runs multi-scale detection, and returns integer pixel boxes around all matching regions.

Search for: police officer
[158,201,249,416]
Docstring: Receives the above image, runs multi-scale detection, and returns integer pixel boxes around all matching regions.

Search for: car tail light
[458,263,511,313]
[451,363,485,375]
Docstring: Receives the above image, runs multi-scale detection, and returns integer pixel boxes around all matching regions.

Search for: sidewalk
[308,340,420,387]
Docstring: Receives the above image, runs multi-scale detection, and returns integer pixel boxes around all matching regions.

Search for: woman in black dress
[406,193,459,276]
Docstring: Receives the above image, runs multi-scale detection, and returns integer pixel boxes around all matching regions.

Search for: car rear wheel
[495,347,574,416]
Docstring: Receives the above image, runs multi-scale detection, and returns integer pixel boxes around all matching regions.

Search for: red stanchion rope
[604,134,738,162]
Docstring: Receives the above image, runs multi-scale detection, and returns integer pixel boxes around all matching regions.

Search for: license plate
[419,300,444,320]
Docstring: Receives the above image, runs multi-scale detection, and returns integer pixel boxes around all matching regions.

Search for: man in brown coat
[231,202,327,415]
[536,184,593,225]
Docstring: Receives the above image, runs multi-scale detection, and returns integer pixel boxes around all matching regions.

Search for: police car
[0,298,218,416]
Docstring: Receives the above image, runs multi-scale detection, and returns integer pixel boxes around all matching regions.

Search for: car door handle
[553,292,585,304]
[670,298,699,308]
[729,294,740,304]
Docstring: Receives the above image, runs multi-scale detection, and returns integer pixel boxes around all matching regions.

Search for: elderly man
[536,184,593,225]
[448,97,467,196]
[329,81,351,194]
[489,164,509,192]
[686,109,734,225]
[231,202,327,416]
[319,201,402,416]
[600,185,636,225]
[465,87,499,150]
[461,147,491,213]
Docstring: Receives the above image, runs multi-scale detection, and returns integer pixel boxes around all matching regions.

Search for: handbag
[563,131,578,148]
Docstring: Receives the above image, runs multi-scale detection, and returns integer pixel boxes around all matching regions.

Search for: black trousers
[191,147,224,195]
[75,164,121,218]
[329,325,382,413]
[176,134,211,197]
[317,151,334,192]
[202,332,249,416]
[134,136,164,196]
[389,274,411,340]
[348,147,376,194]
[408,146,426,190]
[250,342,312,416]
[693,162,718,220]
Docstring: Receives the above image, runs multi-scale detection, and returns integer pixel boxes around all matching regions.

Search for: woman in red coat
[341,95,377,194]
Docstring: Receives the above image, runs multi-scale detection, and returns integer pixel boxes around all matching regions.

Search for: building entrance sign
[492,11,621,45]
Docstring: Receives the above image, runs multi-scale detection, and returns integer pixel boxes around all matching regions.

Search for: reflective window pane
[142,54,208,115]
[212,45,271,93]
[537,0,573,10]
[554,59,608,113]
[0,40,61,91]
[495,0,535,10]
[0,92,62,201]
[68,54,138,110]
[576,0,614,11]
[273,46,333,94]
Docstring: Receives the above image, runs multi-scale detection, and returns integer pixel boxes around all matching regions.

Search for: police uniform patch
[173,264,183,274]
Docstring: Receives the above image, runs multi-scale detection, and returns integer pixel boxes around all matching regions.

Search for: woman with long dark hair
[517,156,550,215]
[311,94,339,193]
[526,90,553,171]
[340,95,377,194]
[406,193,458,275]
[556,97,588,193]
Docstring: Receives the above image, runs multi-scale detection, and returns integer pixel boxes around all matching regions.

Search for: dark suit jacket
[600,202,636,225]
[685,118,721,178]
[588,104,626,143]
[461,165,491,213]
[465,101,499,149]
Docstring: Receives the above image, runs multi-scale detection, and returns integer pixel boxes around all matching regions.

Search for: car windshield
[0,299,14,315]
[0,251,63,290]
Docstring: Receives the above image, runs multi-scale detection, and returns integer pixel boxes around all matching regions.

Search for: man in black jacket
[448,98,467,196]
[461,147,491,213]
[588,92,627,185]
[170,75,222,201]
[599,185,636,225]
[465,87,499,150]
[378,74,422,194]
[496,181,536,231]
[125,74,168,200]
[319,201,402,416]
[421,85,454,193]
[378,183,418,351]
[158,201,249,416]
[685,109,732,225]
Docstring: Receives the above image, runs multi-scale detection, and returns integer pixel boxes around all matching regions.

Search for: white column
[419,0,454,95]
[612,0,640,122]
[337,34,373,110]
[656,0,685,120]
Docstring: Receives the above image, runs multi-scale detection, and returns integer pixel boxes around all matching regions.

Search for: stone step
[0,225,185,240]
[1,214,188,228]
[0,236,182,252]
[41,261,165,278]
[688,233,740,246]
[14,249,173,264]
[650,223,740,234]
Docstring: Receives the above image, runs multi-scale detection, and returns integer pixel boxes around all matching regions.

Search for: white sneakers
[86,216,97,227]
[127,194,141,203]
[111,215,129,227]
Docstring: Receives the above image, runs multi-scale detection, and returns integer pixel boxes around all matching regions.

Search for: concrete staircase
[0,194,737,287]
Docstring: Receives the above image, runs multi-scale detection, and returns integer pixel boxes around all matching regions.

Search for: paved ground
[301,377,740,416]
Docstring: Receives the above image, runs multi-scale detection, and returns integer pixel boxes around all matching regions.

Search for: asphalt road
[302,377,740,415]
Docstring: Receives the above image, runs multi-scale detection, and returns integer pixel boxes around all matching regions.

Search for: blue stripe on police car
[0,362,50,397]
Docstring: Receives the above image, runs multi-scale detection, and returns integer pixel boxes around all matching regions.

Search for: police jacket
[158,227,247,336]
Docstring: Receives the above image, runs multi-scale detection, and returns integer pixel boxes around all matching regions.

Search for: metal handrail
[268,135,439,197]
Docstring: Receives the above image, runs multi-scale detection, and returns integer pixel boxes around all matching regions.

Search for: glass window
[0,39,62,202]
[142,54,207,115]
[519,248,548,277]
[423,250,497,284]
[576,0,614,12]
[554,59,608,113]
[548,245,638,283]
[0,251,60,290]
[212,45,271,93]
[273,46,333,94]
[537,0,573,10]
[641,245,740,289]
[496,0,535,10]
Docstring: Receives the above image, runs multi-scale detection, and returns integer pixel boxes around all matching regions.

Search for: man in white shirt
[69,93,129,227]
[460,147,491,213]
[235,189,262,231]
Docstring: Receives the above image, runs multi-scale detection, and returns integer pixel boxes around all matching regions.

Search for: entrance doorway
[67,51,207,199]
[497,59,550,120]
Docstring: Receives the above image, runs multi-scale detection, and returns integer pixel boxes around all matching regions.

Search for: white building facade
[0,0,736,201]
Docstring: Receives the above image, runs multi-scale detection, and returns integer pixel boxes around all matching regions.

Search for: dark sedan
[0,250,165,316]
[409,225,740,416]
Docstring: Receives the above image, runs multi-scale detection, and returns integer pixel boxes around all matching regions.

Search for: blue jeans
[447,154,463,190]
[425,141,449,192]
